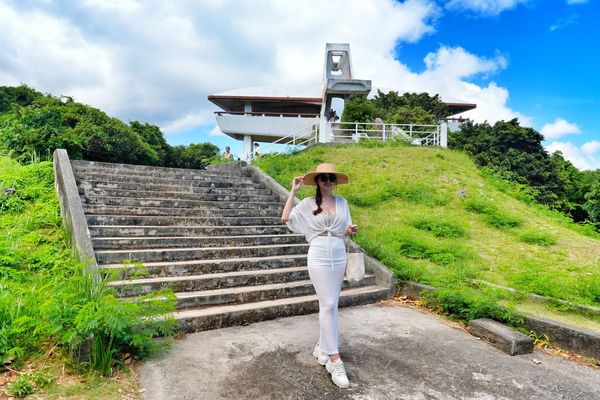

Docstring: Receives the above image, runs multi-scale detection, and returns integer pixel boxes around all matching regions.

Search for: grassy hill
[254,142,600,331]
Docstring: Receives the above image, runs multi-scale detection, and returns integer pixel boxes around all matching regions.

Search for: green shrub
[392,233,473,266]
[423,287,523,326]
[8,375,34,397]
[1,158,177,374]
[518,231,556,246]
[412,218,466,238]
[464,199,522,229]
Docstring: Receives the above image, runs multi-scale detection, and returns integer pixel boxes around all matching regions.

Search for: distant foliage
[340,94,377,124]
[0,85,221,168]
[170,142,221,169]
[371,90,448,122]
[341,90,447,125]
[449,119,600,227]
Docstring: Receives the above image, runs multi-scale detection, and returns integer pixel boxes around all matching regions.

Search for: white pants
[307,236,346,355]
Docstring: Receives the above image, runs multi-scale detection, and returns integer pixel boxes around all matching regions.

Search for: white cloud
[567,0,588,4]
[445,0,528,16]
[582,141,600,155]
[0,0,528,138]
[82,0,141,11]
[546,141,600,171]
[549,14,579,31]
[370,46,529,124]
[209,125,224,136]
[540,118,581,139]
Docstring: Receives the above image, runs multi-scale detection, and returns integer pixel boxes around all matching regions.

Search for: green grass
[1,156,176,396]
[255,143,600,328]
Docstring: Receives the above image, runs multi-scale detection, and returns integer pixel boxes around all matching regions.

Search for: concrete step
[88,225,290,238]
[95,243,309,263]
[80,187,278,203]
[73,168,258,183]
[81,196,281,210]
[86,215,283,227]
[109,266,312,296]
[82,205,281,218]
[79,180,272,196]
[175,285,391,332]
[71,160,248,178]
[75,172,259,189]
[99,254,307,278]
[92,234,306,250]
[125,276,376,310]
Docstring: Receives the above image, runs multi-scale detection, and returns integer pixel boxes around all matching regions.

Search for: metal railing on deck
[330,122,441,146]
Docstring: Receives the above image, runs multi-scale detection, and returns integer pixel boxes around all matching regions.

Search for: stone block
[468,318,533,356]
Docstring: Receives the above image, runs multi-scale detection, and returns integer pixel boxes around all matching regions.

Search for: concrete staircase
[72,160,392,333]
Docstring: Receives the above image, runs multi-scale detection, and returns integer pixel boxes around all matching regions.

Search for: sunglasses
[318,174,337,183]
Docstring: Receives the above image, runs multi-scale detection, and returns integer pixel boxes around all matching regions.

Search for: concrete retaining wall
[53,149,99,280]
[399,281,600,360]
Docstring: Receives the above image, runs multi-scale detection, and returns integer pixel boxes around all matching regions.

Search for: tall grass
[0,157,177,377]
[255,143,600,325]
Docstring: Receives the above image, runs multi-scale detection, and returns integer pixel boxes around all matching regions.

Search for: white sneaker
[312,344,329,366]
[326,359,350,389]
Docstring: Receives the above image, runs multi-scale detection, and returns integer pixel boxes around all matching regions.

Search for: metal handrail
[249,123,318,161]
[329,121,440,145]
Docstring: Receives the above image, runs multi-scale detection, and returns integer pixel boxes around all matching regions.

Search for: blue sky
[397,0,600,148]
[0,0,598,169]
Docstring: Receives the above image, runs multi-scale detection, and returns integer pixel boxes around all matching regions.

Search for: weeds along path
[0,156,173,397]
[254,142,600,331]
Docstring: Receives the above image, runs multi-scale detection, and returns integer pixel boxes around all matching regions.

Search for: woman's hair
[313,176,323,215]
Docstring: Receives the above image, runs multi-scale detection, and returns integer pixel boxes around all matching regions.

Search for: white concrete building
[208,43,475,159]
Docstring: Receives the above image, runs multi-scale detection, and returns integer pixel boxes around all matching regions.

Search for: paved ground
[138,302,600,400]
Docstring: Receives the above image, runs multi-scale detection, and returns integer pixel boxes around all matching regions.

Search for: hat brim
[303,171,349,186]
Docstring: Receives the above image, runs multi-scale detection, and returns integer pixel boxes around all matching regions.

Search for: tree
[449,119,564,205]
[0,85,41,113]
[130,121,171,166]
[583,172,600,223]
[169,143,220,169]
[372,90,448,122]
[340,94,377,124]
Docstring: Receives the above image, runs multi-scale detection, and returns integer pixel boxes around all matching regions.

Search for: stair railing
[249,123,319,161]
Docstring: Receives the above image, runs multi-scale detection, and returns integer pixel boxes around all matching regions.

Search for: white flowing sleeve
[286,198,309,234]
[344,198,353,227]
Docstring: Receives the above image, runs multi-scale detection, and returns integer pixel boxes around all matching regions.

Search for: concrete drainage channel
[399,281,600,361]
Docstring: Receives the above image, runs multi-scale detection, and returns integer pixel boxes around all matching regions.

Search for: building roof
[208,85,476,116]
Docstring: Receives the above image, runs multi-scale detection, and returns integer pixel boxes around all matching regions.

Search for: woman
[281,163,358,389]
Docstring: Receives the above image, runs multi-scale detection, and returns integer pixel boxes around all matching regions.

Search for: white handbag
[345,239,365,282]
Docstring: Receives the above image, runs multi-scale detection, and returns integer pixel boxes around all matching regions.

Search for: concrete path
[138,303,600,399]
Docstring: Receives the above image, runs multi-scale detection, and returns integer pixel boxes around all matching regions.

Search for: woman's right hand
[291,176,303,193]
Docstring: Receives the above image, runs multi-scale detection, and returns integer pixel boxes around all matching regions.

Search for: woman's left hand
[347,224,359,235]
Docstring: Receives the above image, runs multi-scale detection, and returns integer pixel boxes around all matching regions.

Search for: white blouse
[286,196,352,243]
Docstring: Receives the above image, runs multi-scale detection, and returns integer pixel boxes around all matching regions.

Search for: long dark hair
[313,178,323,215]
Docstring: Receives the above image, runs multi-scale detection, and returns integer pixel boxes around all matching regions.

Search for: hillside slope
[255,142,600,331]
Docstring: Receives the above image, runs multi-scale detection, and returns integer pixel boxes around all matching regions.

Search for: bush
[412,218,466,238]
[424,287,523,326]
[8,375,34,397]
[464,199,522,229]
[0,158,177,374]
[518,231,556,246]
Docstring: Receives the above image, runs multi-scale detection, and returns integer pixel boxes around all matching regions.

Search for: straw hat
[302,163,349,186]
